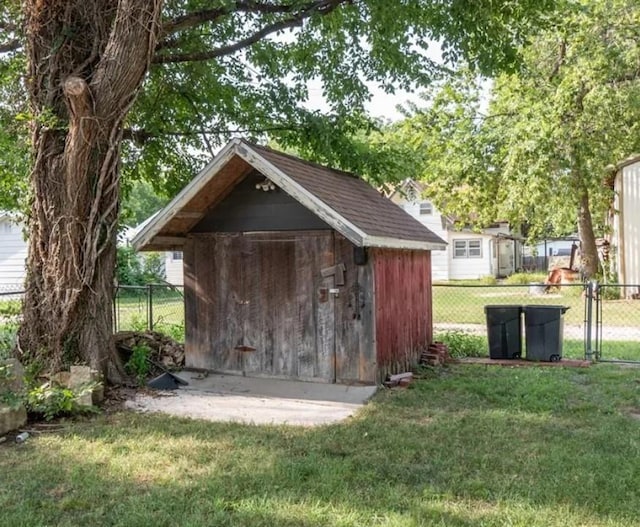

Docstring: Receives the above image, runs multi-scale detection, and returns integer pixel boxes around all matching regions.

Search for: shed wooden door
[242,232,336,381]
[189,232,336,382]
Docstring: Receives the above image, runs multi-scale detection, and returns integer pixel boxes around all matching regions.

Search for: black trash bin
[484,305,523,359]
[523,305,569,362]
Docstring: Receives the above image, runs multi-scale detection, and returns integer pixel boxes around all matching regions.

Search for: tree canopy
[0,0,557,207]
[1,0,558,377]
[386,0,640,276]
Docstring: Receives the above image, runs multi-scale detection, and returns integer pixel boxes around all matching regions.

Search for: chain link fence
[433,282,588,359]
[433,281,640,362]
[0,284,25,300]
[113,284,185,341]
[593,283,640,363]
[2,280,638,361]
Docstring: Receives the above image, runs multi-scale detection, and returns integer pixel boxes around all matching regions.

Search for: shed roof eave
[131,139,243,251]
[613,154,640,172]
[363,235,447,251]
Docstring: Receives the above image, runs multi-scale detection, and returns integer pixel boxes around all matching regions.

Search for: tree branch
[161,1,312,37]
[123,124,302,144]
[161,7,227,37]
[548,39,566,81]
[0,38,21,53]
[153,0,346,64]
[0,21,17,30]
[608,68,640,86]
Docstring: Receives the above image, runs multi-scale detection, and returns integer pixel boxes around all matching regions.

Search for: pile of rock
[51,366,104,406]
[114,331,185,370]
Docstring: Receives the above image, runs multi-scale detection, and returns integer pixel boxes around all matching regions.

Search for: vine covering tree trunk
[18,0,163,380]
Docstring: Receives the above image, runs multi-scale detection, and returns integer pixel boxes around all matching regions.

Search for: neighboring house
[531,238,578,258]
[122,215,184,286]
[0,210,184,293]
[610,155,640,297]
[388,180,522,281]
[165,251,184,286]
[133,139,446,384]
[0,212,27,293]
[522,237,580,272]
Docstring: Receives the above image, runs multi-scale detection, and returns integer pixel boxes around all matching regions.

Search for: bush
[0,322,19,360]
[125,343,152,385]
[599,285,621,300]
[0,360,23,409]
[479,275,498,285]
[435,330,487,358]
[504,272,548,285]
[154,321,185,343]
[117,246,165,285]
[0,299,22,317]
[25,381,99,421]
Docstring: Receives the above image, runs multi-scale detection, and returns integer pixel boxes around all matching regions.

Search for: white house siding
[539,241,573,257]
[0,216,28,291]
[400,201,449,281]
[615,160,640,295]
[448,232,493,280]
[165,251,184,286]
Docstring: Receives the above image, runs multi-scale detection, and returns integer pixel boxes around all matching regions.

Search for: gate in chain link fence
[113,284,184,340]
[433,282,640,363]
[591,283,640,363]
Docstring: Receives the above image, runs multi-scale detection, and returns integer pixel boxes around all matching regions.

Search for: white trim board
[133,139,443,252]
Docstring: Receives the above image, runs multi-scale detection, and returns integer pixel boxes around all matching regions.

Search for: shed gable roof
[133,139,446,251]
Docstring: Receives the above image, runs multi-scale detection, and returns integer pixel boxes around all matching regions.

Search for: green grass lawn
[433,284,640,327]
[2,364,640,526]
[433,334,640,362]
[114,293,184,331]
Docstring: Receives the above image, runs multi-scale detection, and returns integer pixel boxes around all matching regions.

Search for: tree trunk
[577,188,599,279]
[18,0,163,381]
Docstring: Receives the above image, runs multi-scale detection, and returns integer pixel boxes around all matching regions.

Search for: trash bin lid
[524,305,569,314]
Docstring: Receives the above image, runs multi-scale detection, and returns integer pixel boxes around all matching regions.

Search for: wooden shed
[133,139,446,384]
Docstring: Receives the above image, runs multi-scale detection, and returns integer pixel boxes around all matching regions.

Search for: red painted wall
[373,249,433,376]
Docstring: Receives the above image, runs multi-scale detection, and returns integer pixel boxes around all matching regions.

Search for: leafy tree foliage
[0,0,556,377]
[389,0,640,277]
[120,180,169,228]
[116,246,165,286]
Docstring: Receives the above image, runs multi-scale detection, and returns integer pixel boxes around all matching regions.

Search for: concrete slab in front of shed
[125,373,377,427]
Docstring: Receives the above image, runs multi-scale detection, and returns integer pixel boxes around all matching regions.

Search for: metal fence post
[147,284,153,331]
[113,286,119,333]
[584,281,594,361]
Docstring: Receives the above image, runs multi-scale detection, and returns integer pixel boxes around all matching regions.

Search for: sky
[304,78,426,122]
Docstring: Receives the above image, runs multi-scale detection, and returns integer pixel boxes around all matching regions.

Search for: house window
[172,251,183,261]
[419,202,433,215]
[453,239,482,259]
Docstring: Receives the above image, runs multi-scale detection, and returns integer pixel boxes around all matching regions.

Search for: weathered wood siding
[333,234,376,384]
[192,171,330,233]
[184,231,336,381]
[372,249,432,378]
